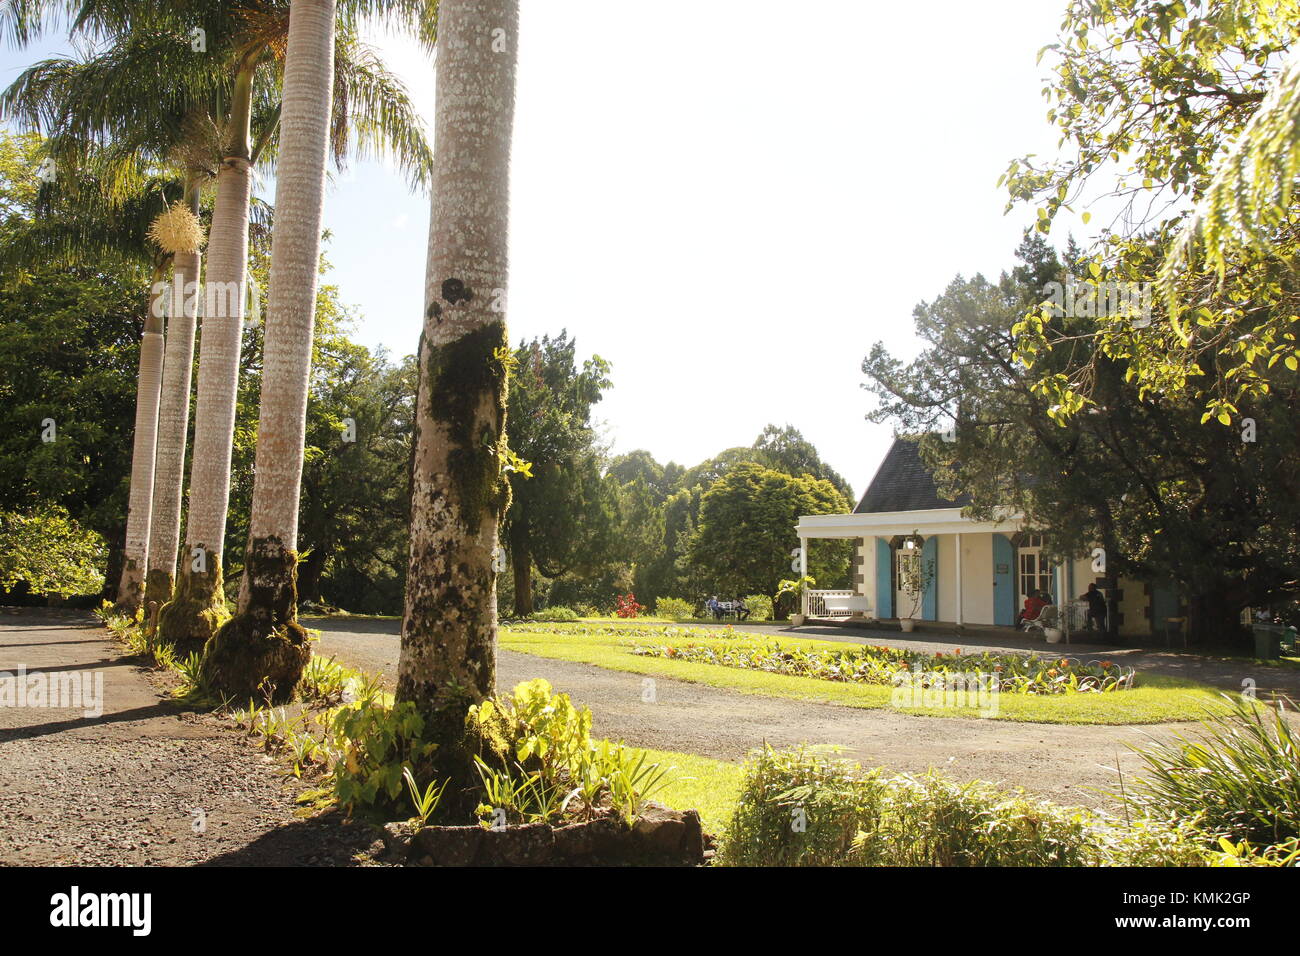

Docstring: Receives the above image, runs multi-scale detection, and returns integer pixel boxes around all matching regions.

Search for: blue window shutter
[921,536,938,621]
[993,534,1015,626]
[875,538,892,618]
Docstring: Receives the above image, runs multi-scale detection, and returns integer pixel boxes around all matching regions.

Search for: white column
[955,532,964,627]
[799,535,808,616]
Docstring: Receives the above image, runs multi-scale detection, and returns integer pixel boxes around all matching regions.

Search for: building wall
[959,533,995,626]
[937,534,958,623]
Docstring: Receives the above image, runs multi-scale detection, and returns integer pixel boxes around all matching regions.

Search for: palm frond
[331,30,435,189]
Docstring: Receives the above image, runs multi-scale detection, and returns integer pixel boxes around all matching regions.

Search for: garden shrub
[721,746,887,866]
[635,640,1135,695]
[329,699,435,815]
[466,678,673,826]
[720,745,1233,867]
[1127,696,1300,847]
[742,594,773,621]
[655,597,695,621]
[0,506,105,596]
[531,605,579,622]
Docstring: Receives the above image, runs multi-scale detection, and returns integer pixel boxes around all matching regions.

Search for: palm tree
[0,148,192,606]
[144,183,205,629]
[201,0,337,700]
[397,0,518,796]
[6,1,434,644]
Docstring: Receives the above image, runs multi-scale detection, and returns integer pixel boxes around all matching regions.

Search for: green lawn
[500,625,1234,725]
[635,747,745,833]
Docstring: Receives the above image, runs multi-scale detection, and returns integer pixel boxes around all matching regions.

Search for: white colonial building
[794,439,1180,638]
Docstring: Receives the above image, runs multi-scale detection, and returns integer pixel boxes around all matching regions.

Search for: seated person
[1016,592,1048,627]
[706,595,721,620]
[735,598,750,621]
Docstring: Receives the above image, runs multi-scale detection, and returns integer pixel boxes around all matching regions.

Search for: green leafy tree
[863,236,1300,645]
[501,331,614,616]
[753,424,853,501]
[1004,0,1300,421]
[685,462,851,599]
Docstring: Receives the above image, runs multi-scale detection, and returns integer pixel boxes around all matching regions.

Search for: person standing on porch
[1080,583,1107,632]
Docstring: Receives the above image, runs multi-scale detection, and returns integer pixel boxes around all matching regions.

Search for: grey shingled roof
[854,438,969,514]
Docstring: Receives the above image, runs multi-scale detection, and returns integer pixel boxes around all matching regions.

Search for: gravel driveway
[0,609,378,866]
[309,616,1215,810]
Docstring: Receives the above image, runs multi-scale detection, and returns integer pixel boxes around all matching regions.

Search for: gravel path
[310,617,1218,810]
[0,609,380,866]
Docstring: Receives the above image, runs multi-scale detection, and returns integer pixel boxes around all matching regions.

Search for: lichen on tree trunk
[397,0,519,817]
[200,536,310,703]
[206,0,337,704]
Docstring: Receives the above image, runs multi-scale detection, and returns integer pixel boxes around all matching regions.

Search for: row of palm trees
[1,0,440,699]
[7,0,518,746]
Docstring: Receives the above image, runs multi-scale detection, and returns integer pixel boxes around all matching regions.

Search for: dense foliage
[720,745,1287,867]
[863,235,1300,644]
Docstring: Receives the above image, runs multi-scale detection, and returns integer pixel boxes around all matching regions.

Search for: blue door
[921,536,938,621]
[993,534,1015,627]
[875,538,893,618]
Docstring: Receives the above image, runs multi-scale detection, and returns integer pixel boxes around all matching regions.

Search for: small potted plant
[775,575,816,627]
[897,534,932,633]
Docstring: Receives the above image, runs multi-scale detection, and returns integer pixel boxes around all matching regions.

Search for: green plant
[722,745,884,866]
[774,575,815,618]
[633,640,1136,696]
[654,597,695,622]
[741,594,773,622]
[175,651,203,693]
[1126,695,1300,847]
[402,766,450,826]
[602,743,676,823]
[531,605,579,622]
[329,700,434,813]
[720,745,1230,867]
[467,679,675,826]
[300,655,351,705]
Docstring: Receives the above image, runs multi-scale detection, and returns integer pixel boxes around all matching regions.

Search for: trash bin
[1253,624,1283,661]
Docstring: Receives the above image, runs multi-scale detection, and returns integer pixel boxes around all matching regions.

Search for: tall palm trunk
[157,60,259,652]
[143,185,204,631]
[397,0,519,800]
[203,0,337,701]
[114,264,169,611]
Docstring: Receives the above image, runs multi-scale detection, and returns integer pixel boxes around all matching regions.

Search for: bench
[822,595,872,618]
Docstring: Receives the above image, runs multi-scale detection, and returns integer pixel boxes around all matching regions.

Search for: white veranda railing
[806,589,857,619]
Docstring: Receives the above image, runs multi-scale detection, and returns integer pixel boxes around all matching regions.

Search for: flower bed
[631,639,1136,695]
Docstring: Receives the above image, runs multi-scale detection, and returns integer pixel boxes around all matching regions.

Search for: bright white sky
[3,1,1102,496]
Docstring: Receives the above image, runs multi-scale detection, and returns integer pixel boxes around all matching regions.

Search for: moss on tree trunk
[200,536,310,703]
[400,322,512,813]
[141,567,174,640]
[155,556,229,656]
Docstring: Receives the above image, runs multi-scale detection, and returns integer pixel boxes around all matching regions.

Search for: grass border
[500,627,1235,726]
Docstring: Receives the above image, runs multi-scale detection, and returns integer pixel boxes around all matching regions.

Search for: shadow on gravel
[197,810,385,867]
[0,702,180,741]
